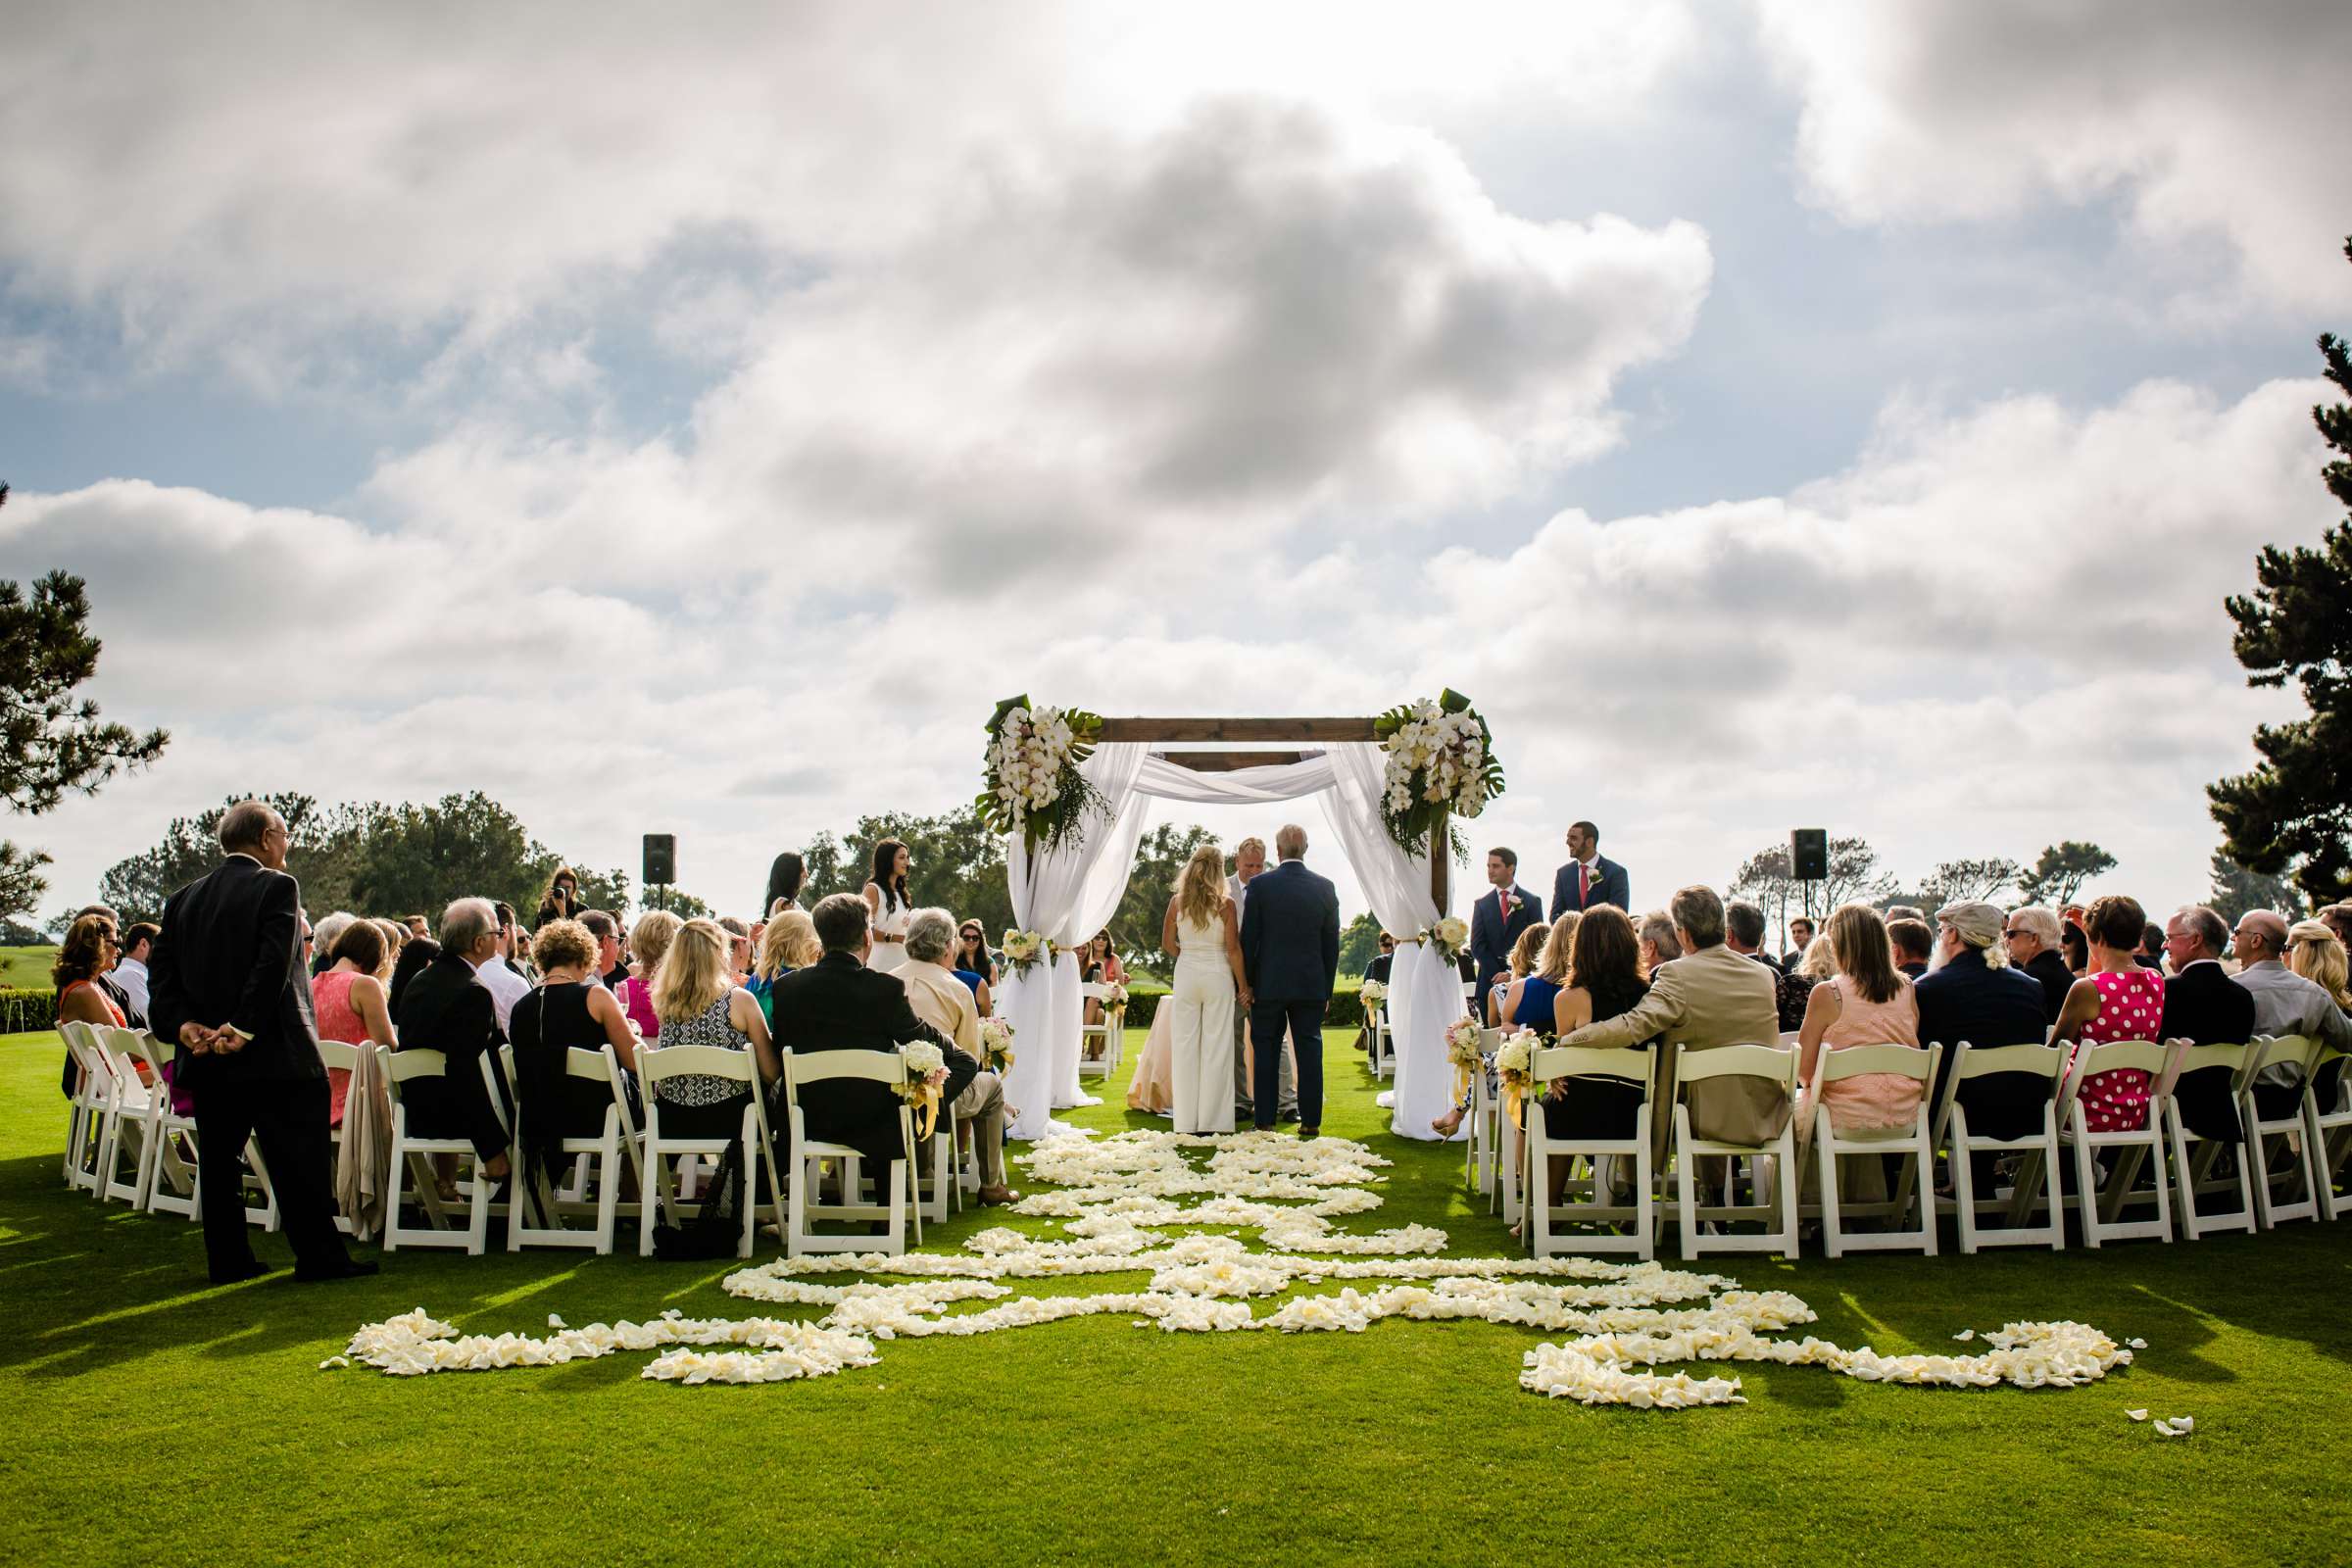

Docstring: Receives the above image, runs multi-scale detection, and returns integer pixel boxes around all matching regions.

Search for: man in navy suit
[1239,823,1340,1136]
[1469,848,1543,998]
[1551,820,1630,917]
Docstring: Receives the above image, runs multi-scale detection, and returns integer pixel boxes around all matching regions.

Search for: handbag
[651,1127,748,1260]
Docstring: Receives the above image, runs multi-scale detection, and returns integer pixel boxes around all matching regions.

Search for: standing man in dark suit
[768,894,973,1183]
[2159,904,2258,1141]
[1239,824,1340,1137]
[1551,820,1630,917]
[1469,848,1543,999]
[146,800,369,1284]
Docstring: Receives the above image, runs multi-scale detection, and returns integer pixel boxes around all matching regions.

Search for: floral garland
[1374,690,1504,856]
[977,696,1106,854]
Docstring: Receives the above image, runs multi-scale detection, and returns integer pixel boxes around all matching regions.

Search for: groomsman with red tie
[1551,819,1631,915]
[1468,848,1544,999]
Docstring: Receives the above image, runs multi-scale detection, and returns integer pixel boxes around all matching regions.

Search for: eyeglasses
[2002,929,2027,940]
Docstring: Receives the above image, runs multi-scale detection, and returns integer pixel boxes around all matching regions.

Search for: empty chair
[1933,1041,2069,1252]
[1669,1042,1801,1260]
[638,1045,785,1259]
[1077,982,1121,1078]
[1523,1043,1655,1259]
[780,1049,918,1256]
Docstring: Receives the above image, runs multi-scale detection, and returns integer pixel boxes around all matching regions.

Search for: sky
[5,0,2348,929]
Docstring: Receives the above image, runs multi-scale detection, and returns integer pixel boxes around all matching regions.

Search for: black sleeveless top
[510,981,621,1181]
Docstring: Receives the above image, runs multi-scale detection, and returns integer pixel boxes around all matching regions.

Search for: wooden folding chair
[1523,1044,1654,1259]
[781,1050,919,1256]
[637,1046,787,1259]
[2154,1040,2260,1239]
[2057,1038,2176,1248]
[506,1044,642,1254]
[1931,1040,2066,1251]
[1807,1043,1942,1257]
[381,1048,497,1254]
[2237,1033,2322,1228]
[1670,1043,1801,1260]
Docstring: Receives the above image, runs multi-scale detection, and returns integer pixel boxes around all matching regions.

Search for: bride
[1158,843,1252,1135]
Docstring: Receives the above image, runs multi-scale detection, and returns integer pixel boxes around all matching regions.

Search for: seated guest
[1080,929,1125,1030]
[749,909,821,1024]
[953,921,999,992]
[716,915,755,986]
[1561,886,1787,1149]
[2319,904,2352,950]
[508,918,643,1191]
[1780,934,1835,1033]
[2158,904,2258,1140]
[1915,901,2053,1152]
[2135,921,2168,972]
[1502,911,1577,1032]
[74,903,148,1027]
[2231,908,2352,1117]
[387,934,438,1012]
[1884,906,1926,925]
[372,917,408,961]
[2005,906,2074,1023]
[113,920,159,1021]
[2050,896,2164,1134]
[1795,904,1922,1204]
[2062,922,2088,975]
[616,909,682,1038]
[475,902,531,1031]
[1636,910,1681,978]
[1488,921,1548,1026]
[406,914,430,942]
[55,915,133,1103]
[392,898,513,1185]
[1780,916,1816,973]
[1726,899,1810,1033]
[311,918,397,1126]
[1886,918,1935,980]
[2289,918,2352,1009]
[767,894,968,1188]
[1537,906,1656,1201]
[899,908,1018,1203]
[578,908,626,991]
[310,912,355,979]
[646,917,781,1139]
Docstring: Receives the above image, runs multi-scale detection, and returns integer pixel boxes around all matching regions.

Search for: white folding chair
[1466,1026,1501,1200]
[2056,1038,2175,1248]
[781,1050,918,1256]
[637,1046,786,1259]
[1523,1044,1654,1259]
[316,1039,363,1235]
[914,1083,960,1225]
[2308,1047,2352,1221]
[1077,983,1114,1077]
[1669,1043,1800,1260]
[1806,1043,1941,1257]
[60,1021,112,1196]
[2243,1034,2323,1229]
[381,1048,497,1254]
[2161,1040,2261,1240]
[132,1031,201,1220]
[1932,1041,2066,1251]
[1369,1000,1394,1080]
[505,1044,641,1253]
[94,1025,161,1206]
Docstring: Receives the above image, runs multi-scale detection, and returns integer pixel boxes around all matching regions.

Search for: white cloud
[1756,0,2352,311]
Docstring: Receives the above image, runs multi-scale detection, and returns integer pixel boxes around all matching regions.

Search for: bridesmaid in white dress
[1160,843,1253,1134]
[862,837,914,973]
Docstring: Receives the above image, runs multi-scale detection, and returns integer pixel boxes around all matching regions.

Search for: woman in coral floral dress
[2051,895,2165,1133]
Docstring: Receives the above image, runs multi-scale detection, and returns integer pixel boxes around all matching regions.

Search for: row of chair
[1463,1028,2346,1262]
[59,1020,954,1261]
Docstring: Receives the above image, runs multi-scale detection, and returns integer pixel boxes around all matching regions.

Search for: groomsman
[1551,820,1630,916]
[1469,848,1543,998]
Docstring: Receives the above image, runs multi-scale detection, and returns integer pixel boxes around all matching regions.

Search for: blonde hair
[654,917,734,1023]
[758,909,820,979]
[628,909,682,977]
[1797,931,1838,982]
[1825,902,1901,1004]
[2288,920,2351,1008]
[1177,843,1227,927]
[1507,922,1545,980]
[1535,911,1580,984]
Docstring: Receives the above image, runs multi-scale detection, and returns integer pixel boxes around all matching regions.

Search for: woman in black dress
[507,919,642,1192]
[1541,906,1657,1202]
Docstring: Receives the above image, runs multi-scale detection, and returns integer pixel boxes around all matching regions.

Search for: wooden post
[1429,810,1449,916]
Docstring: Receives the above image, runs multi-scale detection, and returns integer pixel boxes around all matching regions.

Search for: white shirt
[477,954,531,1034]
[112,956,151,1018]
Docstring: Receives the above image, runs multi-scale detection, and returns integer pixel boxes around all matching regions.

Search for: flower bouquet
[1420,914,1471,964]
[1100,981,1129,1012]
[1494,1028,1540,1129]
[1002,928,1049,978]
[1357,978,1388,1013]
[1444,1014,1485,1103]
[977,696,1107,854]
[898,1039,950,1137]
[1373,689,1505,856]
[978,1016,1015,1075]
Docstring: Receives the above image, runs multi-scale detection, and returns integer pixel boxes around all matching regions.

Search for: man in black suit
[1239,823,1340,1137]
[1469,848,1543,999]
[1914,903,2053,1146]
[768,894,973,1181]
[146,801,368,1284]
[1551,819,1630,918]
[2160,904,2258,1141]
[392,898,514,1176]
[2004,906,2074,1023]
[1887,918,1935,981]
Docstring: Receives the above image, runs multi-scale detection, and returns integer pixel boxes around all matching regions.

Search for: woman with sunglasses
[952,921,997,1015]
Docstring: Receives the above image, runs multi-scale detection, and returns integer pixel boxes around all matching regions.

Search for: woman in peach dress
[1795,904,1924,1204]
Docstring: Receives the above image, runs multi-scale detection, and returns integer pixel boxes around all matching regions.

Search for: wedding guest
[1724,901,1772,963]
[2289,918,2352,1008]
[1914,902,2051,1162]
[901,908,1018,1201]
[145,800,365,1283]
[1540,906,1654,1189]
[311,911,356,978]
[2320,904,2352,950]
[1488,922,1547,1025]
[749,909,821,1024]
[474,901,530,1032]
[2004,906,2074,1023]
[578,909,627,990]
[2157,905,2258,1141]
[717,915,755,985]
[507,918,642,1192]
[1471,847,1544,1000]
[1355,931,1397,1060]
[392,897,514,1183]
[1081,929,1126,1032]
[954,921,999,990]
[406,914,430,943]
[1502,912,1577,1033]
[114,921,158,1020]
[1163,845,1249,1135]
[371,917,409,964]
[2062,923,2089,975]
[312,918,397,1127]
[534,865,581,931]
[768,894,966,1193]
[1551,819,1630,915]
[1887,918,1934,980]
[73,904,146,1026]
[1781,916,1817,972]
[2231,908,2352,1116]
[617,909,682,1038]
[762,851,807,918]
[2050,896,2164,1134]
[2135,921,2167,972]
[1794,904,1923,1204]
[54,913,128,1033]
[387,936,438,1012]
[1636,910,1682,977]
[647,918,780,1147]
[862,838,914,973]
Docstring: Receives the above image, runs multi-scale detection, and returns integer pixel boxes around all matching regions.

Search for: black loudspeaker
[1790,828,1828,881]
[643,833,675,886]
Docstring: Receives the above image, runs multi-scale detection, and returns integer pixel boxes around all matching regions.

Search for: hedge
[1113,980,1366,1032]
[0,988,58,1035]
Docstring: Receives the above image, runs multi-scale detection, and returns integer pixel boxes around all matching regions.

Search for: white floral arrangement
[1444,1017,1485,1071]
[1494,1028,1538,1082]
[977,695,1106,854]
[979,1016,1015,1074]
[1001,928,1049,978]
[1357,979,1387,1010]
[1419,914,1471,963]
[1100,981,1129,1011]
[1373,690,1506,856]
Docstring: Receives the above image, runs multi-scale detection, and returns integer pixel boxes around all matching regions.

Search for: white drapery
[998,741,1462,1142]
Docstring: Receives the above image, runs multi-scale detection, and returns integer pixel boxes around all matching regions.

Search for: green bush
[1114,978,1366,1031]
[0,988,58,1034]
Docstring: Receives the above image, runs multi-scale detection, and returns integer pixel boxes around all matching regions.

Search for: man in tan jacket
[898,907,1017,1203]
[1560,884,1788,1152]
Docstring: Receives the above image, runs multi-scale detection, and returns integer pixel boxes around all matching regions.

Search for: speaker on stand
[643,833,675,912]
[1790,828,1827,922]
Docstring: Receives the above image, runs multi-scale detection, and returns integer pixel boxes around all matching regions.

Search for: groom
[1239,823,1340,1137]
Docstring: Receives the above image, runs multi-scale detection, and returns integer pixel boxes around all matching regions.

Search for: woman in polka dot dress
[2051,895,2165,1133]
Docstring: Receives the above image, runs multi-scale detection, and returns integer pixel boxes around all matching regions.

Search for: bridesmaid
[862,838,913,973]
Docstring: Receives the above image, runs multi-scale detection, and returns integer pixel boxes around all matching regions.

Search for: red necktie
[1579,862,1590,904]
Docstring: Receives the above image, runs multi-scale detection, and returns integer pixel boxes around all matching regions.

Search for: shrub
[0,987,59,1035]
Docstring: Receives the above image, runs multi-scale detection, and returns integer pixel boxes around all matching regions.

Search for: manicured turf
[8,1026,2352,1565]
[0,946,57,989]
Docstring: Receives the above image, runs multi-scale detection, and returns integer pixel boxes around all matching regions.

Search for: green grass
[7,1027,2352,1565]
[0,947,56,988]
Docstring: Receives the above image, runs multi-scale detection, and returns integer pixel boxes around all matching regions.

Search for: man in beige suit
[898,908,1017,1203]
[1560,884,1788,1154]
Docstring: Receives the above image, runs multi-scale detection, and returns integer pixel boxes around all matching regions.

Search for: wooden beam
[1097,716,1380,744]
[1151,749,1313,772]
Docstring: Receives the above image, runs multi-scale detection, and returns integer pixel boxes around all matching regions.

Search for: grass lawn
[8,1025,2352,1566]
[0,946,57,989]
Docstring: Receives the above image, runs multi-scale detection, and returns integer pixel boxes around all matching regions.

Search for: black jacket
[148,855,322,1087]
[769,953,968,1169]
[1914,948,2053,1142]
[1239,859,1341,1004]
[2160,959,2259,1142]
[392,948,510,1159]
[2020,950,2074,1025]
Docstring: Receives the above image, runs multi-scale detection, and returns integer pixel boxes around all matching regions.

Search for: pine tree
[2209,236,2352,904]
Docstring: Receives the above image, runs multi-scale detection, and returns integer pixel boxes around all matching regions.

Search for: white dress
[1170,904,1237,1134]
[869,891,913,973]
